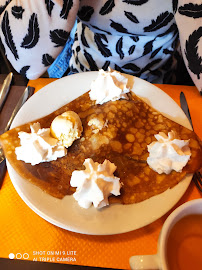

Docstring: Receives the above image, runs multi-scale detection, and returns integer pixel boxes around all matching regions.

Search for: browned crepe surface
[0,91,202,204]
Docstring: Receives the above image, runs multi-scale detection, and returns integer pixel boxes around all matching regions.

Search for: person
[0,1,201,93]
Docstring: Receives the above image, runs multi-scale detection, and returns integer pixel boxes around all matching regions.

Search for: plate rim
[7,71,192,235]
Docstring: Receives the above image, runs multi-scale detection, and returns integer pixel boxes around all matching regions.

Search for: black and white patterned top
[0,1,201,92]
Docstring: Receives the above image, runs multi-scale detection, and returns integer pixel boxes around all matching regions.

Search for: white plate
[7,72,192,235]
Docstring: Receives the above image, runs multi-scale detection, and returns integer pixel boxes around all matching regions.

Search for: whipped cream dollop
[70,158,121,209]
[89,69,130,105]
[147,130,191,174]
[50,111,83,148]
[15,123,67,165]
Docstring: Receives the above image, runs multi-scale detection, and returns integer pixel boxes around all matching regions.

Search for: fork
[180,91,202,192]
[192,171,202,192]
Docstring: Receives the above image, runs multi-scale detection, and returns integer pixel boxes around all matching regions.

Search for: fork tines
[192,172,202,192]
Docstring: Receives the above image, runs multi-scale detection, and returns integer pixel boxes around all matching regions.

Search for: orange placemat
[0,79,201,270]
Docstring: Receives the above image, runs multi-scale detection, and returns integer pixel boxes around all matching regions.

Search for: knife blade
[5,86,34,131]
[0,86,35,188]
[0,72,13,112]
[180,91,194,130]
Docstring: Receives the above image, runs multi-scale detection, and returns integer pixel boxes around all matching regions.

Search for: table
[0,78,201,270]
[0,74,27,86]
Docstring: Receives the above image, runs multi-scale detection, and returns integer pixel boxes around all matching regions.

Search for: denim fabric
[48,22,77,78]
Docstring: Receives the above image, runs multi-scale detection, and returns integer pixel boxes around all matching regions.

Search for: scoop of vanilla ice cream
[70,158,121,209]
[15,122,67,165]
[89,69,130,105]
[50,111,83,148]
[147,130,191,174]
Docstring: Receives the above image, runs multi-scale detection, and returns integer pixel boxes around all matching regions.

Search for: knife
[0,72,13,112]
[180,91,194,130]
[0,86,35,188]
[4,86,34,131]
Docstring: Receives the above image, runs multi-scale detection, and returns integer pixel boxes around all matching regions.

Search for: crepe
[0,88,202,205]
